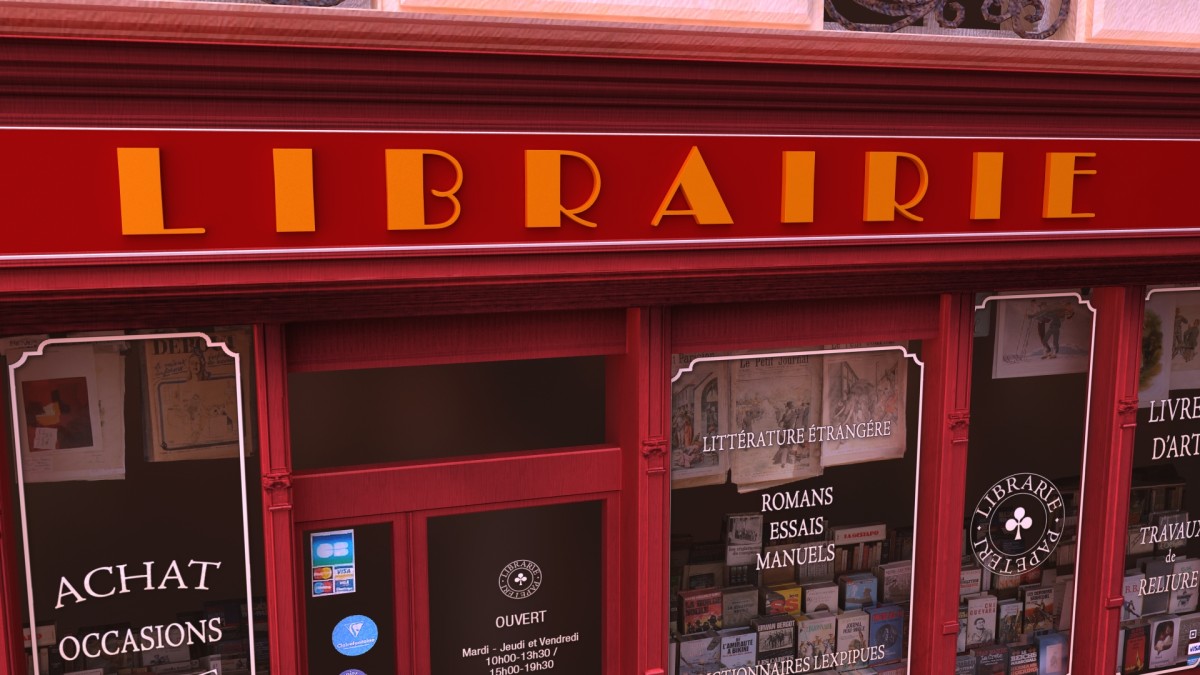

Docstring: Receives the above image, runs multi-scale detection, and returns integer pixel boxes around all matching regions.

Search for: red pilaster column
[611,308,668,675]
[911,293,975,672]
[0,424,21,674]
[1072,286,1144,674]
[256,324,300,675]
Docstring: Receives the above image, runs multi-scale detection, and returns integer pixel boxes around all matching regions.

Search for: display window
[1116,287,1200,674]
[667,340,923,674]
[956,293,1095,675]
[3,329,269,675]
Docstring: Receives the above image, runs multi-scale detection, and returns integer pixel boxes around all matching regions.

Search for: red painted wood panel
[256,324,300,675]
[910,293,975,671]
[1072,286,1144,674]
[286,309,626,372]
[0,417,21,675]
[292,446,622,522]
[608,308,668,675]
[671,294,941,353]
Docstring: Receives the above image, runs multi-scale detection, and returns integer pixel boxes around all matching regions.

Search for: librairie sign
[0,130,1198,260]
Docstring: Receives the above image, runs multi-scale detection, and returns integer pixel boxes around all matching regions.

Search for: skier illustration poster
[992,296,1092,379]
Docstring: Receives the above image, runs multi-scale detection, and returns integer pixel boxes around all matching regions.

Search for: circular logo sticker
[340,670,367,675]
[498,559,543,600]
[332,615,379,657]
[969,473,1066,576]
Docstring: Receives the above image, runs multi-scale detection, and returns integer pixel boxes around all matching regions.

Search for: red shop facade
[1,34,1200,675]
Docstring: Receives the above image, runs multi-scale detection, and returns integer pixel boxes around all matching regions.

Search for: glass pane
[4,329,269,675]
[1119,287,1200,673]
[669,344,921,674]
[288,356,606,471]
[426,501,603,675]
[303,523,396,673]
[958,294,1092,674]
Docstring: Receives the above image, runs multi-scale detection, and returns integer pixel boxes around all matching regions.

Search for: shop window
[3,329,269,675]
[1117,287,1200,674]
[287,356,606,471]
[668,344,921,673]
[956,293,1093,674]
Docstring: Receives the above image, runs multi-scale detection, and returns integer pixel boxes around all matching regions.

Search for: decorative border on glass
[671,344,924,671]
[7,333,257,675]
[976,292,1098,675]
[1126,286,1200,675]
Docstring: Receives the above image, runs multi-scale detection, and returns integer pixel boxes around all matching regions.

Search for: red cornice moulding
[1,0,1200,78]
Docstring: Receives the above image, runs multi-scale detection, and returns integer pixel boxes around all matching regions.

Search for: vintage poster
[1140,291,1175,407]
[143,328,251,462]
[729,354,823,492]
[1168,293,1200,390]
[819,349,906,467]
[992,296,1092,379]
[670,354,730,489]
[7,340,125,483]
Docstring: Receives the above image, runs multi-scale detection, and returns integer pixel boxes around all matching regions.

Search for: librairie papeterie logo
[969,473,1066,576]
[498,559,543,600]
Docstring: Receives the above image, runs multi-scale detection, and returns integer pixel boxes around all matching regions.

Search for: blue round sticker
[332,615,378,657]
[340,670,367,675]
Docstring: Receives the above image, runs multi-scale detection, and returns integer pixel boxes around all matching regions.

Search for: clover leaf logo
[1005,507,1034,541]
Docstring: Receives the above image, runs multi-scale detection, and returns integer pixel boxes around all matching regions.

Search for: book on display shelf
[1035,631,1068,675]
[1123,622,1149,674]
[1123,571,1147,622]
[801,581,839,614]
[796,611,837,660]
[724,512,764,567]
[797,555,836,585]
[1127,528,1154,557]
[679,588,724,635]
[718,627,757,669]
[751,613,797,664]
[971,644,1009,675]
[1148,614,1181,670]
[1022,587,1055,634]
[960,566,984,598]
[866,604,905,664]
[676,632,721,675]
[954,653,976,674]
[722,585,759,629]
[875,560,912,604]
[759,543,799,586]
[836,609,871,670]
[965,594,998,650]
[1150,510,1189,552]
[957,602,968,654]
[997,599,1022,645]
[993,572,1024,601]
[1171,559,1200,614]
[1139,558,1173,617]
[1008,643,1039,675]
[760,583,803,616]
[682,561,725,591]
[840,572,879,610]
